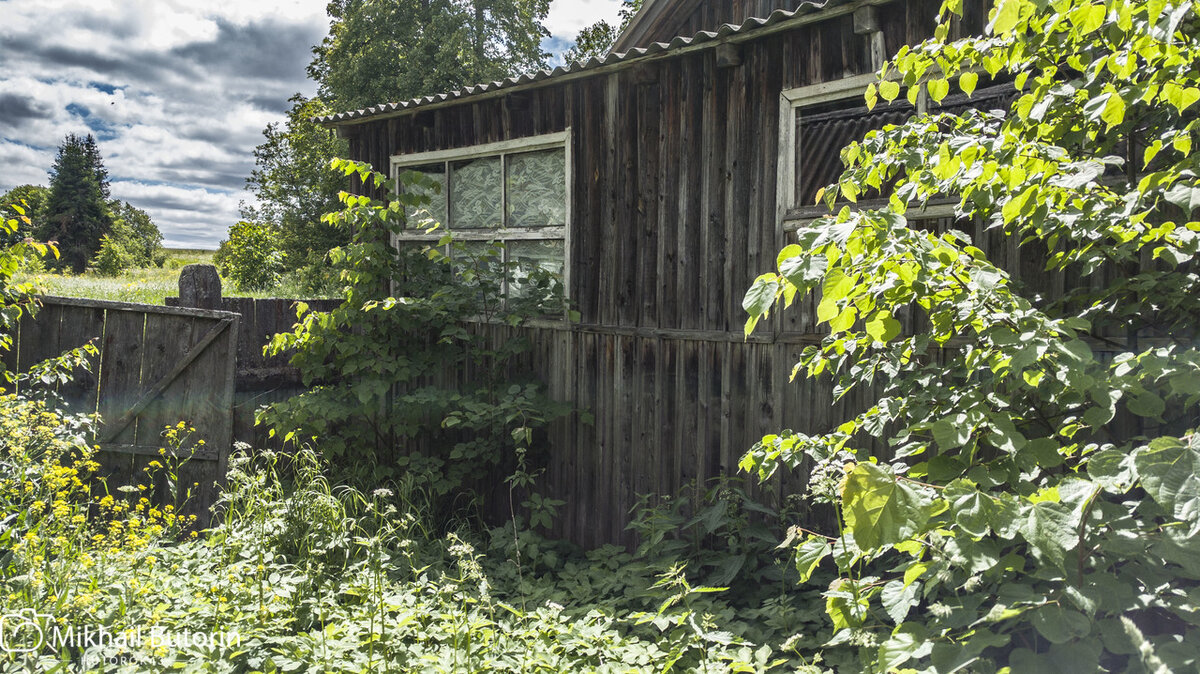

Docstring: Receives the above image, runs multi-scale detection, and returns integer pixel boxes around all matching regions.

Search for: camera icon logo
[0,609,51,654]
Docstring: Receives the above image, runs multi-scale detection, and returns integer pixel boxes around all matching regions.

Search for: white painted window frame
[389,130,573,301]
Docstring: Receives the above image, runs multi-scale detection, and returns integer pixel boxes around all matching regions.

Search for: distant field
[15,249,319,305]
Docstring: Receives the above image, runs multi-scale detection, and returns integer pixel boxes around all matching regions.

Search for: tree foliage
[41,134,113,274]
[108,200,164,269]
[0,186,48,247]
[214,221,287,292]
[743,0,1200,670]
[239,95,349,292]
[310,0,552,112]
[1,201,55,384]
[562,0,643,63]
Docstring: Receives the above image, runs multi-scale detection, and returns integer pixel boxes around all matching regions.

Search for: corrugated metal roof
[316,2,830,126]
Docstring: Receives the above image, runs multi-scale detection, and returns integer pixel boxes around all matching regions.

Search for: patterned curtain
[401,164,448,230]
[450,157,502,229]
[506,149,566,228]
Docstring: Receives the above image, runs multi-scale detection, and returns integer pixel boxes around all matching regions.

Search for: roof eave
[318,0,862,129]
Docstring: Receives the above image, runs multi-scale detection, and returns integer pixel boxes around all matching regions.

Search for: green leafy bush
[260,160,571,498]
[107,200,164,268]
[743,0,1200,670]
[91,234,135,276]
[214,220,287,292]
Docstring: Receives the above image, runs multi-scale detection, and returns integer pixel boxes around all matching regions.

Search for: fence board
[98,310,146,446]
[15,297,239,528]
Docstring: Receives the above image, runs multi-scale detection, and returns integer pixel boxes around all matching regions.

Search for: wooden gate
[6,296,240,522]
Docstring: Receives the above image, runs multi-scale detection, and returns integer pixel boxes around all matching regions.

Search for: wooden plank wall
[10,297,238,526]
[340,0,994,547]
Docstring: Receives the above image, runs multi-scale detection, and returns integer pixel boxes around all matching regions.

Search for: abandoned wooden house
[318,0,1009,547]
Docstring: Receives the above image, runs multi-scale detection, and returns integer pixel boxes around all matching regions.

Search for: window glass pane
[794,98,913,207]
[506,149,566,228]
[507,239,565,298]
[400,163,447,230]
[450,157,502,229]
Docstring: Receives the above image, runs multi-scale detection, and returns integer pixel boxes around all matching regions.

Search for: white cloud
[109,181,241,249]
[1,0,603,249]
[545,0,624,39]
[0,0,326,248]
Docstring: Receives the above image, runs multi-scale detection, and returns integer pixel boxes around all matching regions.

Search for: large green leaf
[1032,605,1092,644]
[779,252,828,289]
[842,463,934,549]
[1133,435,1200,525]
[1019,500,1077,570]
[794,537,831,583]
[880,579,920,624]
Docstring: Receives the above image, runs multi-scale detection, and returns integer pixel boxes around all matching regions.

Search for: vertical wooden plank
[215,314,239,491]
[134,314,197,447]
[97,309,146,445]
[616,73,638,328]
[15,302,62,376]
[702,53,729,333]
[617,336,636,547]
[657,338,678,499]
[657,60,682,330]
[55,304,105,416]
[601,74,620,326]
[637,80,661,328]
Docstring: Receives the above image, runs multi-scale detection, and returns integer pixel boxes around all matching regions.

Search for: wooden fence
[166,286,340,450]
[5,296,239,524]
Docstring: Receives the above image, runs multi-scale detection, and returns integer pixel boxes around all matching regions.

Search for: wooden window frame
[390,130,573,302]
[775,74,931,228]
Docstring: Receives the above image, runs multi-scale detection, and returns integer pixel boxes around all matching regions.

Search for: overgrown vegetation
[2,192,832,672]
[0,419,838,672]
[214,221,288,292]
[743,0,1200,670]
[260,160,572,498]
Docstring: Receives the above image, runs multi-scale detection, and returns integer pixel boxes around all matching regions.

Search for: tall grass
[14,249,325,305]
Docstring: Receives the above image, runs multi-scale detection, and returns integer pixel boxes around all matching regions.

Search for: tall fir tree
[41,134,113,273]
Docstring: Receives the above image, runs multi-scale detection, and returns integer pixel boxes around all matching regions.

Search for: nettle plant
[261,159,570,497]
[744,0,1200,671]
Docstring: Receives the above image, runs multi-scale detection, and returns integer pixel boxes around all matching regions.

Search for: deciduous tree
[563,0,643,63]
[239,95,348,291]
[743,0,1200,670]
[0,185,48,246]
[309,0,552,112]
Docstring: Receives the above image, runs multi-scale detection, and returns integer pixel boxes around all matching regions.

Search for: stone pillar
[179,264,223,310]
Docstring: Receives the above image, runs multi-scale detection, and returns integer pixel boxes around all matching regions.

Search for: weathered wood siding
[340,0,985,547]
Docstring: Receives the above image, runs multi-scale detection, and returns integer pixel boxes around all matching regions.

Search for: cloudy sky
[0,0,623,249]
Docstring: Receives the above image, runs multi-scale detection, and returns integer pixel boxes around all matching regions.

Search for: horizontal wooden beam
[40,295,240,321]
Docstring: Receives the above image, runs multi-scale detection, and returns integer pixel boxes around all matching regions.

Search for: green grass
[15,249,326,305]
